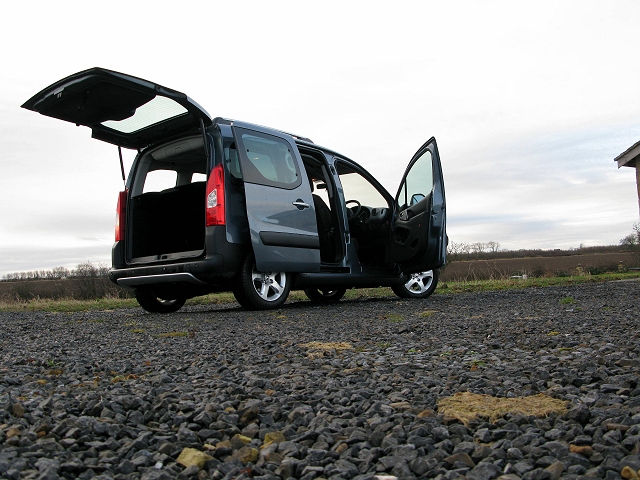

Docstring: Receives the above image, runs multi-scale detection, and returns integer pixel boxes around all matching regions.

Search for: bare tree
[74,261,99,278]
[471,242,487,254]
[97,263,110,277]
[487,241,500,253]
[620,222,640,247]
[52,267,70,279]
[447,241,461,256]
[620,234,638,246]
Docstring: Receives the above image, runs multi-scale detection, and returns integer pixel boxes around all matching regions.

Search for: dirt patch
[299,341,354,358]
[437,392,569,425]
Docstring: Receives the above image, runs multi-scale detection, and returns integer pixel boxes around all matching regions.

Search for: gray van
[22,68,447,313]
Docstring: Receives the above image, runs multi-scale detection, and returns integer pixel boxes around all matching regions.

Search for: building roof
[614,140,640,168]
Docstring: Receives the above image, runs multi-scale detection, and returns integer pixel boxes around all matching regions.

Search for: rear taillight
[206,164,225,226]
[115,189,128,242]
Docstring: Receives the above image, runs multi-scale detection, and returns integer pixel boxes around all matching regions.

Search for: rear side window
[235,128,301,189]
[225,144,242,180]
[143,169,178,193]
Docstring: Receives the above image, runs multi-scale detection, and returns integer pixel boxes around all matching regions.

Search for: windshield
[336,163,388,208]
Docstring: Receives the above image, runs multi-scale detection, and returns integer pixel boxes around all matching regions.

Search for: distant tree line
[0,261,131,302]
[2,262,110,282]
[448,238,638,262]
[4,223,639,281]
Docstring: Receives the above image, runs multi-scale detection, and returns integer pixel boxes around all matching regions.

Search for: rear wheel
[304,288,346,304]
[135,287,186,313]
[233,253,291,310]
[392,269,439,299]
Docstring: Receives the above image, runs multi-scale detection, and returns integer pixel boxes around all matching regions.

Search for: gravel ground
[1,280,639,480]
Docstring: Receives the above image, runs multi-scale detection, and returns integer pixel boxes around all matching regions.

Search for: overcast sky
[1,1,639,277]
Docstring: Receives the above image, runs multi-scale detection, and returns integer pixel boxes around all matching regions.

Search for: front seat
[312,190,335,263]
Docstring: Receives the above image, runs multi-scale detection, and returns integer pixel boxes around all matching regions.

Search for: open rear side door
[22,67,211,149]
[234,124,321,273]
[391,137,446,273]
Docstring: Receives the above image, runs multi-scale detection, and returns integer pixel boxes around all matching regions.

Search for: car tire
[135,287,186,313]
[233,253,291,310]
[391,269,439,299]
[304,288,347,304]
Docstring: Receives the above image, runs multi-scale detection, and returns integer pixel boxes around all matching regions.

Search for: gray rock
[521,468,551,480]
[564,404,590,425]
[475,428,493,443]
[409,457,436,476]
[432,426,450,442]
[466,462,502,480]
[444,452,475,468]
[512,461,535,476]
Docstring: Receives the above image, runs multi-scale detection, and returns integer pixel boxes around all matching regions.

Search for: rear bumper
[117,272,207,287]
[109,256,224,288]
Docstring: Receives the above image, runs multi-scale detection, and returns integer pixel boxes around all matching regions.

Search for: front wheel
[304,288,346,304]
[391,269,439,299]
[233,253,291,310]
[135,287,186,313]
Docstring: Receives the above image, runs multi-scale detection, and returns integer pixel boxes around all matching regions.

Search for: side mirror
[410,193,425,205]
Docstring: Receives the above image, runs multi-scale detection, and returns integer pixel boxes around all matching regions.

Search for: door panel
[236,127,320,272]
[392,138,446,273]
[392,194,432,262]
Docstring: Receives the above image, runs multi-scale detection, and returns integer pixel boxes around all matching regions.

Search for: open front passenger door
[391,138,446,273]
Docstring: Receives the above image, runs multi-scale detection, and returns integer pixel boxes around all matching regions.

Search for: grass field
[440,251,639,281]
[1,271,638,313]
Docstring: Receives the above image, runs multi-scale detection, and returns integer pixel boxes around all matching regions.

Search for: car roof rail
[213,117,313,144]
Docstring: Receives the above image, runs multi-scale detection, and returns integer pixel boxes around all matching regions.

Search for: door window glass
[398,150,433,209]
[235,128,301,189]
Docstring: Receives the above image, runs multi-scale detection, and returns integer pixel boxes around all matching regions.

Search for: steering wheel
[345,199,362,220]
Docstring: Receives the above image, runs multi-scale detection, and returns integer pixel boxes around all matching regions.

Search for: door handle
[292,199,310,210]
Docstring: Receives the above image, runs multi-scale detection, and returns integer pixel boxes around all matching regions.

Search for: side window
[398,150,433,209]
[235,128,301,189]
[143,169,177,193]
